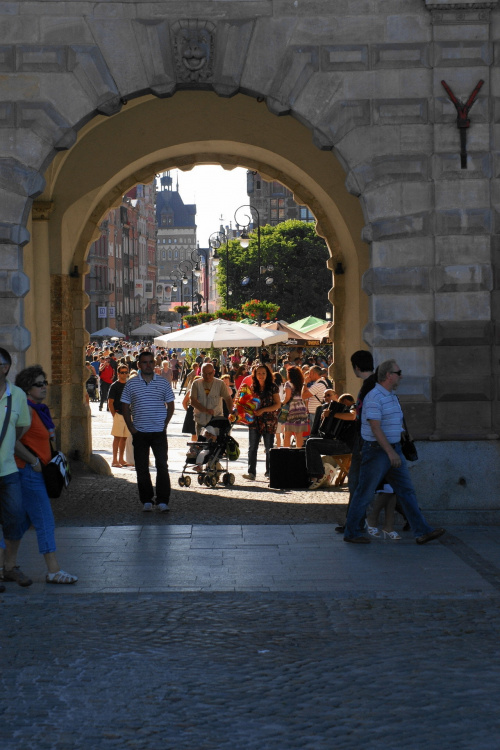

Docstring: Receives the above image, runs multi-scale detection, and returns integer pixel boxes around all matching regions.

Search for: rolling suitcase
[269,448,309,489]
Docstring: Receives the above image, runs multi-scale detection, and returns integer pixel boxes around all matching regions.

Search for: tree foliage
[215,220,331,322]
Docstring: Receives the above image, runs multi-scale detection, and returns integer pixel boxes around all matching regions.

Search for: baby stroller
[86,376,99,402]
[178,416,240,489]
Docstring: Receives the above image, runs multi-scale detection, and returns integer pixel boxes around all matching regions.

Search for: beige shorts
[111,413,130,438]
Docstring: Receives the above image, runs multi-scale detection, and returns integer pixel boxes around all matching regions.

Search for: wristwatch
[32,457,40,468]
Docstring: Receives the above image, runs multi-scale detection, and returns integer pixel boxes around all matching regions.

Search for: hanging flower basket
[215,308,241,321]
[241,299,280,320]
[195,312,216,324]
[173,305,190,315]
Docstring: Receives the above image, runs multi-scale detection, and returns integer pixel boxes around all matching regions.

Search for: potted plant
[241,299,280,321]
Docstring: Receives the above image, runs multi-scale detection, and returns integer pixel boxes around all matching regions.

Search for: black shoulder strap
[0,393,12,449]
[313,379,328,403]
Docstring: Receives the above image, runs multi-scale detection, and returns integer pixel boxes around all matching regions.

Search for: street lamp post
[209,229,229,307]
[235,204,261,299]
[190,250,201,312]
[196,245,211,313]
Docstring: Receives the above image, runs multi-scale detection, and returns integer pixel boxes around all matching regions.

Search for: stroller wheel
[204,476,212,487]
[209,475,218,488]
[178,476,185,487]
[198,474,205,485]
[222,473,231,486]
[228,473,235,486]
[183,475,191,487]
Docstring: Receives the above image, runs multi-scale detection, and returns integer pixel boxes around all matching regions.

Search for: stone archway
[25,92,367,467]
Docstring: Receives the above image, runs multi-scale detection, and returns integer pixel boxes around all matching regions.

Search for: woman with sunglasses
[1,366,78,584]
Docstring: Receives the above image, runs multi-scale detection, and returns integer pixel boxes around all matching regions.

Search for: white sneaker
[142,502,153,512]
[243,473,256,481]
[308,476,326,490]
[158,503,169,512]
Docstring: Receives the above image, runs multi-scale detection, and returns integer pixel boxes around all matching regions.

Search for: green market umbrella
[288,316,326,333]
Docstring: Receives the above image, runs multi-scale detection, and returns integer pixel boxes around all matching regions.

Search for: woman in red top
[12,366,77,584]
[234,364,249,392]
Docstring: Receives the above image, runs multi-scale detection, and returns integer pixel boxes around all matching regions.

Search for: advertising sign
[97,306,107,319]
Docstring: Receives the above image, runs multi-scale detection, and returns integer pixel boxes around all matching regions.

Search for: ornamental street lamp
[209,228,229,307]
[197,245,212,313]
[234,204,273,299]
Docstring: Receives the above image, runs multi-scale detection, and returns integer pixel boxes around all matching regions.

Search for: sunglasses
[391,370,402,376]
[118,370,128,374]
[32,380,48,387]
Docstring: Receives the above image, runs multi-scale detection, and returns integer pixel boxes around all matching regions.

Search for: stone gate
[1,0,499,519]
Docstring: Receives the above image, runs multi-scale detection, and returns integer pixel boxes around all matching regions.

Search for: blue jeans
[19,464,56,554]
[0,471,26,540]
[305,436,351,477]
[347,432,363,497]
[248,429,274,476]
[132,431,170,505]
[344,441,433,539]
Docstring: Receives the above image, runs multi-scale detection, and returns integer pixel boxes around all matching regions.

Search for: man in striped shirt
[121,351,175,512]
[344,359,445,545]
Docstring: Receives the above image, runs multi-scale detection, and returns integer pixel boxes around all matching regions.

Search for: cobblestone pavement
[3,397,500,749]
[3,593,500,749]
[55,399,350,527]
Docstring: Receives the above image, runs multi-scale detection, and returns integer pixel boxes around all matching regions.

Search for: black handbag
[401,415,418,462]
[42,450,71,498]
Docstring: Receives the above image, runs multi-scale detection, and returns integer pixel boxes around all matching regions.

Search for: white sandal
[46,570,78,584]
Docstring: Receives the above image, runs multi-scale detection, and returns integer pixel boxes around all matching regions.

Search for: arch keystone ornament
[172,20,216,84]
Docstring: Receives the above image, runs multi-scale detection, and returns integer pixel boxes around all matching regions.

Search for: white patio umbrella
[153,318,288,348]
[130,323,165,336]
[89,326,125,338]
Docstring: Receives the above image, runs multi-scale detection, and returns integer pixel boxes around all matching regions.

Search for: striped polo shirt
[121,372,175,432]
[361,383,403,443]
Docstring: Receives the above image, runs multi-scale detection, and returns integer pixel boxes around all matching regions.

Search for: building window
[162,251,166,260]
[168,249,172,259]
[270,199,277,208]
[300,206,315,221]
[270,209,278,220]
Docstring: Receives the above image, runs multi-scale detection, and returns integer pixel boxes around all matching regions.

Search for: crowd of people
[0,339,445,591]
[84,339,444,547]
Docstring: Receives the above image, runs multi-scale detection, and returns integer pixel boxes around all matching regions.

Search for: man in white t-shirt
[301,366,328,430]
[190,363,233,436]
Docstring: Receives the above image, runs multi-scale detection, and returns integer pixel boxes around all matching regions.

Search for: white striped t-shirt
[361,383,403,443]
[121,372,175,432]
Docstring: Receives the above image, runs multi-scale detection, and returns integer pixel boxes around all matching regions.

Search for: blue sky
[159,166,249,246]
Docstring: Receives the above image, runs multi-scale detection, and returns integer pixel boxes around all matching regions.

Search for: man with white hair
[344,359,445,545]
[190,362,233,437]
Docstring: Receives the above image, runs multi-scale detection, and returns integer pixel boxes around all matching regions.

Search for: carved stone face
[180,29,211,72]
[173,21,215,82]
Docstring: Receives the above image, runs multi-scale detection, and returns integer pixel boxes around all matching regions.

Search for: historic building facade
[1,0,499,516]
[246,170,316,226]
[155,173,198,317]
[85,182,157,336]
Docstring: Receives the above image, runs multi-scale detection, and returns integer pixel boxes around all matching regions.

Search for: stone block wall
[0,0,498,456]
